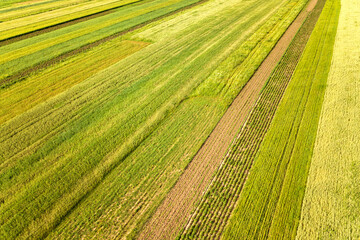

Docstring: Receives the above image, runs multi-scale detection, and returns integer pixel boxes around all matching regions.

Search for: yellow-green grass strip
[0,39,149,125]
[0,0,50,8]
[0,0,128,30]
[222,0,340,239]
[0,0,62,13]
[0,0,96,21]
[131,0,255,42]
[0,0,142,39]
[296,0,360,238]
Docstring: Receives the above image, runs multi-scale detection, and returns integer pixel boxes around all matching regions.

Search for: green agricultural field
[0,0,358,239]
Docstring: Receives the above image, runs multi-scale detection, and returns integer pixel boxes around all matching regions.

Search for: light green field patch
[0,0,94,21]
[132,0,247,42]
[296,0,360,238]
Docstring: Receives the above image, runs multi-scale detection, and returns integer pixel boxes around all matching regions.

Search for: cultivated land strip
[296,0,360,238]
[178,0,324,238]
[223,0,340,238]
[138,0,316,239]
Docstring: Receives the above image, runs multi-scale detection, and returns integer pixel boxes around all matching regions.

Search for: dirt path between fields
[138,0,318,239]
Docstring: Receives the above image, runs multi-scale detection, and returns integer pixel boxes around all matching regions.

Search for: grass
[47,97,225,240]
[296,0,360,238]
[192,0,307,106]
[0,39,149,124]
[0,0,93,21]
[0,0,46,8]
[0,0,142,39]
[222,0,340,239]
[0,0,289,238]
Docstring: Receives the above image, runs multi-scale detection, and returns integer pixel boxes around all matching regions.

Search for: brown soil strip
[137,0,318,239]
[0,0,209,88]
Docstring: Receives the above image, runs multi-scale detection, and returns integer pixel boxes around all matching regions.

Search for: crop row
[0,0,284,238]
[0,39,149,124]
[178,0,325,239]
[222,0,340,239]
